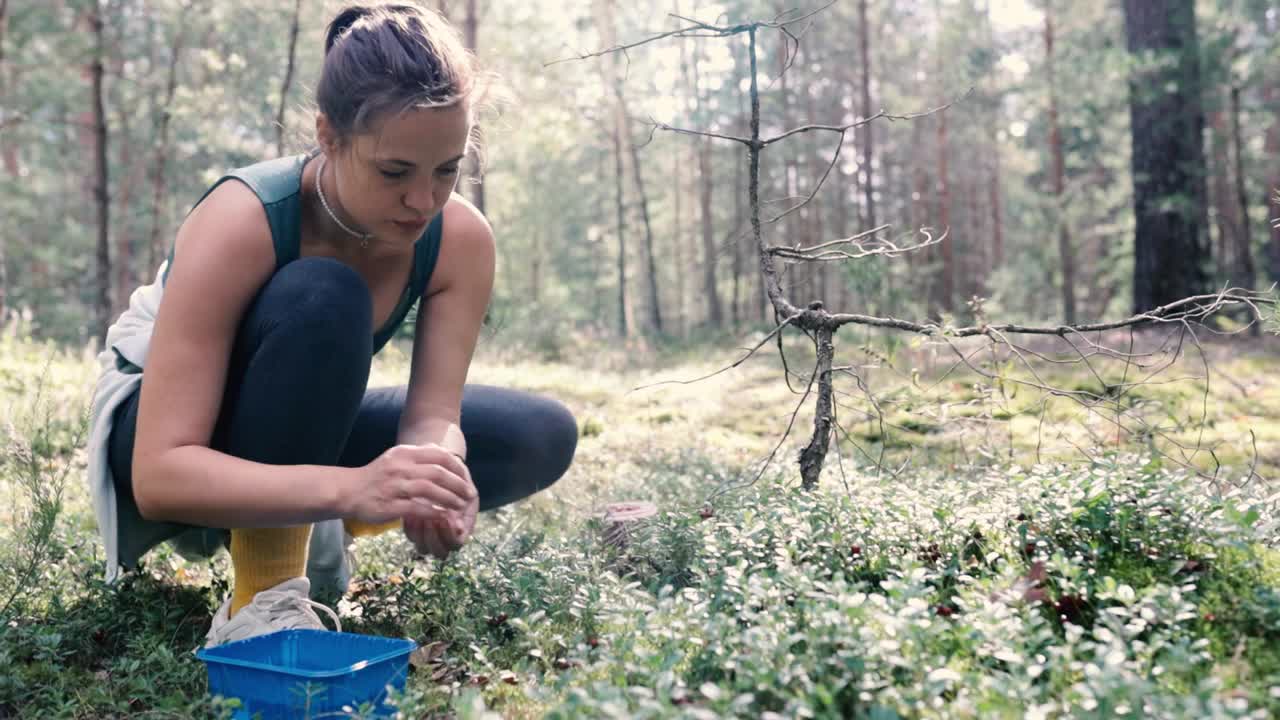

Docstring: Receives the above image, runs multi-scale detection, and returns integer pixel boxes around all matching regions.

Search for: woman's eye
[380,169,408,180]
[438,167,459,176]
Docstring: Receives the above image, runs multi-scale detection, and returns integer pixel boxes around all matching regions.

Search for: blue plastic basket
[196,629,416,719]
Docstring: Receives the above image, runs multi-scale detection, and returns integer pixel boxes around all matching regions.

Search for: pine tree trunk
[276,0,303,156]
[990,149,1004,269]
[0,0,10,319]
[149,4,191,272]
[858,0,875,231]
[934,111,953,317]
[463,0,484,215]
[1045,4,1076,324]
[1209,110,1236,284]
[1263,80,1280,285]
[112,103,137,319]
[90,3,111,345]
[1122,0,1209,313]
[699,137,722,328]
[732,144,744,327]
[673,135,686,336]
[611,112,630,337]
[1229,86,1255,292]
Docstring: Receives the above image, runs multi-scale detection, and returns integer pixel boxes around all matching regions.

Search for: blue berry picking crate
[196,629,416,719]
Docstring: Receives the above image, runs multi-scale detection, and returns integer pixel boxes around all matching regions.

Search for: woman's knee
[528,397,578,486]
[251,257,373,344]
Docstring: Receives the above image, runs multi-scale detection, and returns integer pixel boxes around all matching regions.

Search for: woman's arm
[399,194,496,453]
[399,195,495,557]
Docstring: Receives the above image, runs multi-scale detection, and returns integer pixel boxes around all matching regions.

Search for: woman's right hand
[342,444,476,524]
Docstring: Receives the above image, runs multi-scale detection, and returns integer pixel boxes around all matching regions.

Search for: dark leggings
[107,257,578,559]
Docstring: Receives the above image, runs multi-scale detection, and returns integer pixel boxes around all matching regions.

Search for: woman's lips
[394,218,428,233]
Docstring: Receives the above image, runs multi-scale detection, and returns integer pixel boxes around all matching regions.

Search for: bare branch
[761,92,971,147]
[768,227,943,262]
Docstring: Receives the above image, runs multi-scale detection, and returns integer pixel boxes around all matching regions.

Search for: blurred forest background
[0,0,1277,349]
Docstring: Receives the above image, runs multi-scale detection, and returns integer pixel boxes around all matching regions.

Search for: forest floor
[1,324,1279,718]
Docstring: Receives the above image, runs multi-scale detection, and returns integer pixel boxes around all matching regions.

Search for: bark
[1265,80,1280,285]
[1045,3,1076,324]
[611,109,630,337]
[90,3,111,345]
[148,3,192,272]
[1209,110,1236,283]
[618,91,663,334]
[690,37,722,328]
[0,0,9,318]
[1229,85,1254,292]
[593,0,630,335]
[1122,0,1209,313]
[798,325,834,490]
[673,136,686,335]
[990,147,1004,268]
[699,136,722,327]
[112,103,137,318]
[732,143,744,327]
[600,0,660,334]
[934,110,953,316]
[276,0,303,156]
[858,0,875,231]
[463,0,484,215]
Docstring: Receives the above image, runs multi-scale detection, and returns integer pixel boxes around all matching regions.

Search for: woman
[85,2,577,648]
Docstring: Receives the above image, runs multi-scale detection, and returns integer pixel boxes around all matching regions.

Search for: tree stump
[599,501,658,550]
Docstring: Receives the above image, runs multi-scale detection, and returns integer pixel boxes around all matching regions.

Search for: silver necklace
[316,155,373,249]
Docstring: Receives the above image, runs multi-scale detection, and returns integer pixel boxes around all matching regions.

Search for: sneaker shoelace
[254,588,342,633]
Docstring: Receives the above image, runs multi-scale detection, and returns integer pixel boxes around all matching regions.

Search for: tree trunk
[732,143,744,327]
[990,147,1004,269]
[1045,3,1076,324]
[463,0,484,215]
[1122,0,1209,313]
[112,103,136,318]
[934,110,953,317]
[1229,86,1254,292]
[599,0,661,335]
[617,90,664,335]
[1264,80,1280,285]
[858,0,875,231]
[90,3,111,345]
[699,136,723,328]
[149,3,191,272]
[611,111,630,337]
[1209,110,1236,284]
[276,0,303,156]
[0,0,10,319]
[673,135,686,336]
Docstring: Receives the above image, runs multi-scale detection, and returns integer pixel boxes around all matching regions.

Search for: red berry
[850,545,862,556]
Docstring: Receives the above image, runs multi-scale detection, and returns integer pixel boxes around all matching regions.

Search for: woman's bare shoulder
[174,178,277,268]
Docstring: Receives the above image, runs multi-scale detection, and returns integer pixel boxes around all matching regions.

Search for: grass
[2,322,1279,718]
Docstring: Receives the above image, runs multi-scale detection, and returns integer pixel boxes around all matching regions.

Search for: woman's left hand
[404,482,478,560]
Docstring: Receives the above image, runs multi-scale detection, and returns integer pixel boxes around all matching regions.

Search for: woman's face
[322,102,472,246]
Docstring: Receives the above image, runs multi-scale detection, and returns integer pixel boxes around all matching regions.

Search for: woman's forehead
[364,104,470,162]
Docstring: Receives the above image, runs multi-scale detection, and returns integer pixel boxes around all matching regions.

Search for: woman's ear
[315,113,340,156]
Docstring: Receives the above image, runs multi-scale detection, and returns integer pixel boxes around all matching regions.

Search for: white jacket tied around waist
[87,262,166,582]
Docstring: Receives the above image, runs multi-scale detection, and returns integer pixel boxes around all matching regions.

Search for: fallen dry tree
[554,5,1280,496]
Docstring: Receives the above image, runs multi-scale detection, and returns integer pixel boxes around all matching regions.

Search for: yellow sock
[229,525,313,616]
[343,518,403,538]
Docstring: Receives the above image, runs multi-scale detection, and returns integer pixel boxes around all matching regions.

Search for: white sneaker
[204,577,341,648]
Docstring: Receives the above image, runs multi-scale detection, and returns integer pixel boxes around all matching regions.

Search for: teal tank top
[165,153,443,354]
